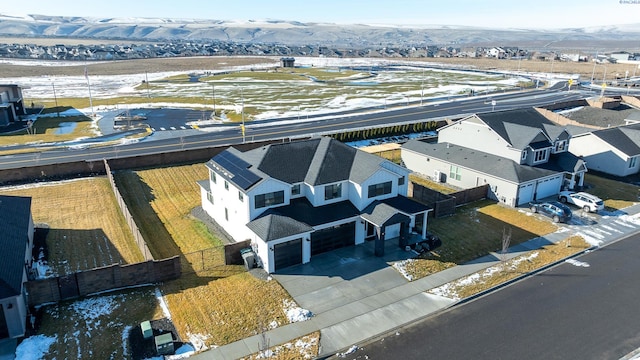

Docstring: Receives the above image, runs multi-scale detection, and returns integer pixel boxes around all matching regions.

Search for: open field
[0,177,144,275]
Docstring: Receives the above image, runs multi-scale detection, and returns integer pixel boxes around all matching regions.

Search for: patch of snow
[122,325,132,357]
[572,232,602,246]
[283,299,313,323]
[393,259,415,281]
[69,294,121,330]
[14,334,57,360]
[187,332,212,352]
[155,287,172,319]
[336,345,359,357]
[565,259,590,267]
[166,343,196,359]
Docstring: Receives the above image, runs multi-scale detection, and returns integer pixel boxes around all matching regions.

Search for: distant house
[487,47,506,59]
[569,123,640,177]
[402,108,587,206]
[0,195,34,347]
[198,137,431,273]
[0,85,26,127]
[280,57,295,68]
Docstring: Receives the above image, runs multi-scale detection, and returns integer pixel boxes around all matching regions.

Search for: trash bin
[240,248,256,270]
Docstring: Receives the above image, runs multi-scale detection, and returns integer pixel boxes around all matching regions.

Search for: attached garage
[273,238,302,271]
[517,183,535,205]
[535,175,563,200]
[311,222,356,256]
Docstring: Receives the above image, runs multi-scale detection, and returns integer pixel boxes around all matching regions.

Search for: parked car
[558,191,604,213]
[530,201,573,223]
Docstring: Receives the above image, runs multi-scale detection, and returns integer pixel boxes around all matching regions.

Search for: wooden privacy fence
[26,256,181,307]
[104,159,154,261]
[410,183,489,218]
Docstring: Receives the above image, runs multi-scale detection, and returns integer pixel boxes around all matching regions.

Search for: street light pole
[240,86,245,143]
[211,83,216,117]
[51,82,59,117]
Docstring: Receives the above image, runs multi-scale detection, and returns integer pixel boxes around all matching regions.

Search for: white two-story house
[199,137,431,273]
[402,108,587,207]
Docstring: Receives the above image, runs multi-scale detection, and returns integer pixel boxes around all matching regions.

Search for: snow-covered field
[0,56,531,121]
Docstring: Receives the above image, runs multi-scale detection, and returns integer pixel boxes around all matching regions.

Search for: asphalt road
[334,231,640,360]
[0,86,585,170]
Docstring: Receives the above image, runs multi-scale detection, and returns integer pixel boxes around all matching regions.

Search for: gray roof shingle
[0,195,31,298]
[246,214,313,241]
[403,140,559,183]
[592,123,640,156]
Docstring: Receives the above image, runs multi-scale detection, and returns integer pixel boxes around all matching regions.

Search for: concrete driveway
[273,239,416,315]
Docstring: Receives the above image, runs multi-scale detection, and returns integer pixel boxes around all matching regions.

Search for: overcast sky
[3,0,640,29]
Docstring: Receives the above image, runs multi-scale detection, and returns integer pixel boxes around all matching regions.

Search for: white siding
[248,179,291,220]
[570,134,639,177]
[438,118,522,162]
[353,169,401,210]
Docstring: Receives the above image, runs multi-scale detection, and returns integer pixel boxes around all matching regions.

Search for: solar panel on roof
[212,151,262,190]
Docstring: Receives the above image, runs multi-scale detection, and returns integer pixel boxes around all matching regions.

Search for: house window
[291,184,300,196]
[324,183,342,200]
[255,190,285,209]
[210,170,217,184]
[238,191,244,202]
[398,176,405,186]
[555,140,567,152]
[368,181,392,198]
[206,191,214,204]
[224,181,229,190]
[534,149,548,163]
[225,208,229,221]
[449,165,461,181]
[630,156,638,168]
[521,151,527,161]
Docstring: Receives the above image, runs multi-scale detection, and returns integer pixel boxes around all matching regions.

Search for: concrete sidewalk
[193,204,640,359]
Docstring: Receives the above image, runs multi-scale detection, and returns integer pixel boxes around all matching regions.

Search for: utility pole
[51,82,59,118]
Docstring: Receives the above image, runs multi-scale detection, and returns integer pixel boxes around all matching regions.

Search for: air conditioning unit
[434,170,444,183]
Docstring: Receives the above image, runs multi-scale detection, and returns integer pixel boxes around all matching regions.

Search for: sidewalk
[193,204,640,360]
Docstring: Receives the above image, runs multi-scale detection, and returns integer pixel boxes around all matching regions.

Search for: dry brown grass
[241,332,320,360]
[430,236,590,300]
[415,57,636,81]
[163,272,295,347]
[0,56,278,77]
[584,173,639,211]
[113,164,216,260]
[113,164,299,348]
[34,287,162,360]
[409,173,459,194]
[0,115,97,147]
[427,200,557,266]
[0,177,144,274]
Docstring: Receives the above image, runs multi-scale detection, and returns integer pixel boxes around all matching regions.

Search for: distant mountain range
[1,14,640,50]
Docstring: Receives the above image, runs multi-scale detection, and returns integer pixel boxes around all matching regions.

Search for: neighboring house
[569,123,640,177]
[0,85,26,127]
[199,137,431,273]
[0,195,34,346]
[402,108,587,206]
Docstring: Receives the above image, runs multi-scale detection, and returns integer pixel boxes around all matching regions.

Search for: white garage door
[517,183,535,205]
[535,176,562,200]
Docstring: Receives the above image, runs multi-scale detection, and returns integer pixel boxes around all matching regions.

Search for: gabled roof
[259,197,360,228]
[536,152,587,173]
[473,108,565,149]
[361,201,410,227]
[0,195,31,299]
[246,214,313,242]
[403,140,559,183]
[592,123,640,157]
[213,137,395,190]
